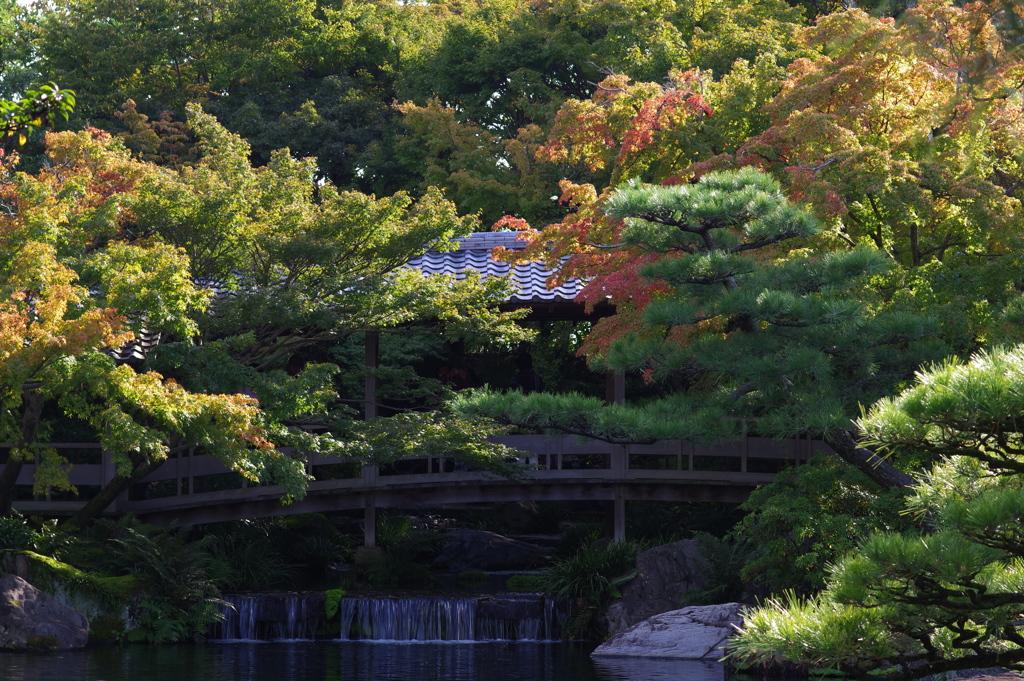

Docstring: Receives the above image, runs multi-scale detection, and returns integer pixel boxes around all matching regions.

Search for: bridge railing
[8,434,832,517]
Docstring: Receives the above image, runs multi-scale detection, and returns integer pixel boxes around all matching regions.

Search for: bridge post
[607,444,628,543]
[605,370,625,405]
[612,486,626,543]
[364,496,377,548]
[363,330,380,547]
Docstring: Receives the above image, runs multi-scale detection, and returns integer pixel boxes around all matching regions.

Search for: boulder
[592,603,744,659]
[604,539,707,635]
[0,574,89,649]
[433,530,553,570]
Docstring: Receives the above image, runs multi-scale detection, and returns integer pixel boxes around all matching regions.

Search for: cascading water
[216,594,323,640]
[214,593,563,641]
[338,597,476,641]
[338,594,562,641]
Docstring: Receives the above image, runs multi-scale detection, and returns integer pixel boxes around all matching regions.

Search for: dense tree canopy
[462,167,938,489]
[0,108,529,525]
[733,347,1024,680]
[4,0,1024,669]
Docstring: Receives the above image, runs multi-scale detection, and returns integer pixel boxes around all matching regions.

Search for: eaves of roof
[405,231,584,305]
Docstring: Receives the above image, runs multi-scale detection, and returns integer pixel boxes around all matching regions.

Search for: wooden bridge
[10,434,829,544]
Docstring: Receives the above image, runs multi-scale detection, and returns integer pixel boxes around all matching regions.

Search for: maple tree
[0,109,530,525]
[0,128,291,519]
[493,58,787,353]
[691,0,1024,349]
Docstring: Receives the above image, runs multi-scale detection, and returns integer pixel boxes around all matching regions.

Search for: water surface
[0,640,731,681]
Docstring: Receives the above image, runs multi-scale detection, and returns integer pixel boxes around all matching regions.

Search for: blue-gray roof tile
[407,232,583,304]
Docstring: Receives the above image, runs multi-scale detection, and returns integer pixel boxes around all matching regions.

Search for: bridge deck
[10,434,828,539]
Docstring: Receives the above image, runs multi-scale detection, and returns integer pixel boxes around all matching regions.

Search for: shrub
[505,575,543,592]
[325,589,346,620]
[539,539,646,639]
[456,571,489,587]
[0,513,35,551]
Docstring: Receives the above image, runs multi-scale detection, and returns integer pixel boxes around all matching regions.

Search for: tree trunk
[61,455,165,529]
[0,390,45,515]
[824,428,915,490]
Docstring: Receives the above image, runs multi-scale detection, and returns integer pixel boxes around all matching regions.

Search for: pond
[0,641,735,681]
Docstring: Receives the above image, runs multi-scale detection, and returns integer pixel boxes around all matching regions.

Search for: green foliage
[0,512,34,550]
[60,516,228,643]
[461,167,941,497]
[731,346,1024,680]
[456,571,489,588]
[540,539,645,638]
[681,531,754,605]
[0,100,532,521]
[202,515,352,591]
[17,550,139,609]
[554,523,604,558]
[0,83,75,150]
[505,574,544,592]
[324,589,346,621]
[88,614,126,644]
[207,532,293,592]
[360,514,442,590]
[734,456,912,593]
[540,540,643,610]
[344,412,529,481]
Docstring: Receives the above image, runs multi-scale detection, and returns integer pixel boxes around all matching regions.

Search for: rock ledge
[0,573,90,649]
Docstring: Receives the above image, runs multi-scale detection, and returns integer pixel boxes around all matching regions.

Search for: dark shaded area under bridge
[12,434,829,545]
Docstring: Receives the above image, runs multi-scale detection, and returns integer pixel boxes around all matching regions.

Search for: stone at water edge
[591,603,744,659]
[0,573,90,649]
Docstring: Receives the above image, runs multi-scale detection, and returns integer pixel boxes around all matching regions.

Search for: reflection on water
[0,641,733,681]
[593,657,727,681]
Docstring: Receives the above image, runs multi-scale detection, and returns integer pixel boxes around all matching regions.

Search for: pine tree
[732,346,1024,680]
[460,167,947,488]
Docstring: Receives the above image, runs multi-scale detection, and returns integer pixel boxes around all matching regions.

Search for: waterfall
[214,593,562,641]
[215,594,323,640]
[339,594,562,641]
[340,597,476,641]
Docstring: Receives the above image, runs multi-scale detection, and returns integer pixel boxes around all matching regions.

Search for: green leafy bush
[734,456,912,594]
[681,532,754,606]
[0,513,35,551]
[324,589,346,620]
[456,571,489,587]
[540,540,646,639]
[505,575,543,592]
[63,516,228,643]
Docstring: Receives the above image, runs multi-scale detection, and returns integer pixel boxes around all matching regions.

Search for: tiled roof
[109,329,162,366]
[110,232,586,364]
[406,232,584,304]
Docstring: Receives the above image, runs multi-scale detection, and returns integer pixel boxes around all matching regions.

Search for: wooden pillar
[363,331,380,546]
[364,496,377,548]
[605,370,625,405]
[612,444,627,477]
[364,331,379,420]
[604,478,627,543]
[612,486,626,543]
